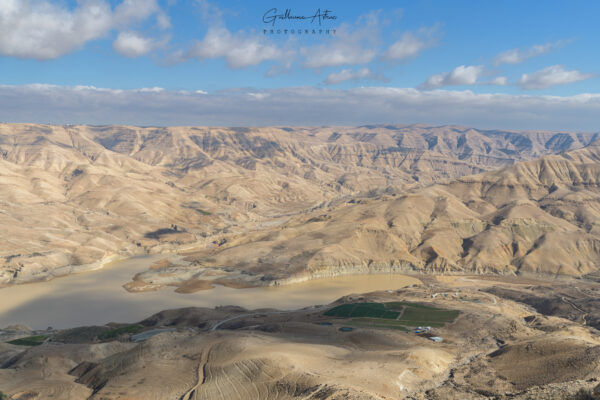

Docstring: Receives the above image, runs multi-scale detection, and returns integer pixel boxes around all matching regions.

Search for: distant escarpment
[0,123,598,285]
[126,140,600,292]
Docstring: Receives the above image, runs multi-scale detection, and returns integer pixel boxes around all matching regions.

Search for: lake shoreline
[0,254,421,330]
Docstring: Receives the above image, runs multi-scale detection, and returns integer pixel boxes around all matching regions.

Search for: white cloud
[113,31,155,57]
[112,0,159,27]
[382,33,426,60]
[420,65,484,89]
[138,86,164,92]
[0,0,162,60]
[302,43,376,68]
[247,92,269,100]
[3,84,600,131]
[382,26,439,61]
[518,65,592,90]
[171,0,288,69]
[488,76,508,86]
[164,49,186,65]
[301,13,379,68]
[156,11,171,29]
[195,0,223,24]
[494,41,565,65]
[324,68,374,85]
[188,27,283,68]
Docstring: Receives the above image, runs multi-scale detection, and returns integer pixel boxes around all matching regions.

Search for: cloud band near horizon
[1,84,600,131]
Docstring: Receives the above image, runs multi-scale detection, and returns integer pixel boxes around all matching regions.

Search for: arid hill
[0,123,597,285]
[2,278,600,399]
[130,139,600,291]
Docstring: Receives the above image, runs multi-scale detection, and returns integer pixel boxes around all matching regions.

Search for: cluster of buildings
[414,326,443,342]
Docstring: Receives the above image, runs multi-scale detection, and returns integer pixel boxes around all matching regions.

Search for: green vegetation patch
[181,202,212,215]
[7,335,47,346]
[324,301,459,329]
[52,326,110,343]
[324,303,400,319]
[98,324,144,340]
[0,390,6,400]
[324,304,355,317]
[396,306,459,327]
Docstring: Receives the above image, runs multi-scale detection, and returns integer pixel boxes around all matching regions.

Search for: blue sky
[1,0,600,128]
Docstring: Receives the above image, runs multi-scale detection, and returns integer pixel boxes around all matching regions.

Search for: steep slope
[0,123,597,285]
[136,140,600,291]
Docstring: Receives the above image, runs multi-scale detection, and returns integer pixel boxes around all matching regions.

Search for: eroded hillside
[131,140,600,291]
[0,123,597,284]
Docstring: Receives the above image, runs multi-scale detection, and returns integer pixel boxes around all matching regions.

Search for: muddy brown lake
[0,255,421,329]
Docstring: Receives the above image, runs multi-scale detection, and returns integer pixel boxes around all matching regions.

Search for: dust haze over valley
[3,123,600,399]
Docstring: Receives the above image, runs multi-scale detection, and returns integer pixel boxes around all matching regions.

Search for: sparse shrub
[572,388,594,400]
[98,324,144,340]
[51,326,110,344]
[71,168,84,178]
[144,228,183,239]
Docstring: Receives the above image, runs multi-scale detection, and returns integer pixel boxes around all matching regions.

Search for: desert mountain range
[1,123,599,285]
[175,141,600,289]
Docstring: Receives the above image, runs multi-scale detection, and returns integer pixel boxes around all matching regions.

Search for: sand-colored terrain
[127,139,600,292]
[1,123,597,285]
[2,123,600,398]
[1,277,599,399]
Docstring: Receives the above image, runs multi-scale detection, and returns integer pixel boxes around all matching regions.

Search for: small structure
[415,326,431,334]
[339,327,354,332]
[429,336,443,343]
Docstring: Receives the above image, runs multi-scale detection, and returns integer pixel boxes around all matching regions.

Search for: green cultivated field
[7,335,47,346]
[98,324,144,340]
[324,302,400,319]
[386,302,459,327]
[324,301,459,330]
